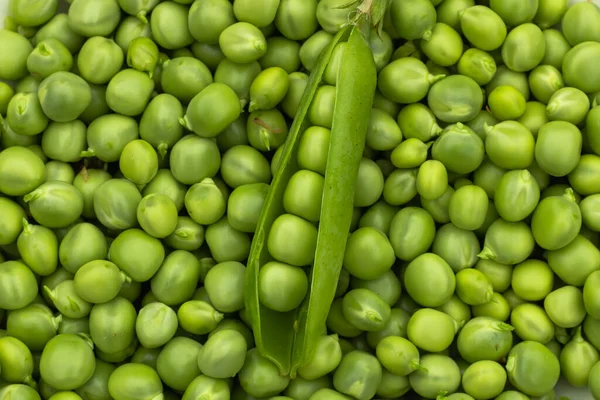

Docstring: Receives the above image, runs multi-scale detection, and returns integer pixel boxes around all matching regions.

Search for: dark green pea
[546,86,590,125]
[584,315,600,351]
[187,43,223,73]
[188,0,235,44]
[73,260,128,304]
[391,39,422,60]
[299,30,334,73]
[308,85,336,128]
[5,92,48,136]
[389,0,436,40]
[58,316,89,336]
[67,0,120,36]
[0,335,35,386]
[314,0,349,34]
[561,2,600,46]
[457,48,496,86]
[259,261,308,312]
[33,14,84,54]
[506,341,560,397]
[27,39,73,80]
[0,384,40,399]
[148,1,194,49]
[23,181,82,229]
[226,183,269,233]
[205,218,251,263]
[170,134,221,185]
[457,316,514,364]
[510,303,554,343]
[455,268,492,306]
[82,114,138,162]
[138,95,184,159]
[89,297,136,354]
[382,168,416,206]
[160,57,213,104]
[92,179,141,230]
[535,121,582,177]
[0,28,34,81]
[108,363,163,400]
[378,58,442,104]
[544,285,586,328]
[16,219,57,276]
[562,41,600,94]
[210,319,254,349]
[150,250,201,306]
[358,201,399,237]
[494,169,540,222]
[95,336,138,364]
[326,299,362,338]
[420,23,463,67]
[109,228,165,282]
[76,37,123,85]
[540,29,570,71]
[367,27,393,73]
[308,388,352,400]
[238,348,290,398]
[0,82,14,116]
[460,6,506,51]
[197,329,247,379]
[531,188,581,250]
[517,101,549,138]
[259,36,301,73]
[587,106,600,156]
[117,0,159,20]
[135,302,178,349]
[274,0,318,41]
[479,219,535,264]
[39,334,95,391]
[528,65,564,105]
[569,154,600,196]
[74,358,114,400]
[60,223,107,276]
[448,185,488,230]
[489,0,538,25]
[105,69,154,117]
[247,109,289,152]
[216,114,248,152]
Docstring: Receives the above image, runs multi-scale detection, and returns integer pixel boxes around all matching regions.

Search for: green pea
[434,294,471,327]
[274,0,318,41]
[154,336,202,392]
[109,228,165,282]
[184,85,240,138]
[0,259,37,310]
[76,37,123,85]
[202,261,244,313]
[148,250,200,306]
[501,23,545,72]
[67,0,120,36]
[479,219,535,265]
[548,234,600,287]
[73,260,128,304]
[45,160,74,183]
[26,38,73,80]
[456,48,496,86]
[213,61,260,110]
[0,198,26,247]
[159,58,212,106]
[329,350,381,400]
[510,303,555,344]
[247,109,289,152]
[281,71,309,118]
[531,188,581,250]
[488,86,526,122]
[407,308,458,353]
[584,315,600,352]
[5,92,47,136]
[136,194,178,239]
[433,124,485,174]
[169,135,220,186]
[433,223,481,271]
[546,87,590,127]
[405,252,455,309]
[34,14,84,54]
[472,291,511,321]
[73,358,114,400]
[259,261,308,312]
[0,335,35,386]
[116,0,159,20]
[40,121,86,163]
[0,29,34,81]
[40,334,95,391]
[505,341,560,397]
[388,207,435,262]
[114,17,152,54]
[584,271,600,324]
[527,66,564,106]
[181,375,230,400]
[410,354,461,398]
[6,303,59,352]
[532,0,568,28]
[232,0,277,27]
[517,101,549,138]
[124,37,158,77]
[225,183,267,234]
[539,30,569,73]
[295,126,330,175]
[420,23,463,67]
[16,219,57,276]
[535,121,582,177]
[307,85,335,129]
[196,330,247,379]
[358,201,399,237]
[474,260,512,295]
[494,169,540,223]
[436,0,474,33]
[108,363,163,400]
[457,316,514,364]
[378,58,441,104]
[351,271,401,309]
[92,178,141,230]
[388,0,436,40]
[455,268,493,306]
[300,30,334,73]
[471,160,503,200]
[147,1,192,49]
[561,1,600,46]
[89,297,136,355]
[0,384,41,399]
[267,213,317,267]
[459,6,507,51]
[105,69,154,117]
[283,376,331,400]
[351,158,383,207]
[511,259,553,302]
[95,335,138,364]
[259,36,301,74]
[396,105,440,144]
[205,218,251,263]
[374,336,419,377]
[581,194,600,232]
[462,360,507,399]
[341,288,391,332]
[82,113,139,162]
[488,0,538,25]
[137,98,183,159]
[364,108,402,152]
[218,22,267,64]
[415,160,447,201]
[560,326,599,388]
[562,41,600,94]
[544,286,586,328]
[343,227,395,281]
[117,140,158,186]
[569,154,600,196]
[133,302,177,350]
[590,360,600,400]
[38,71,92,122]
[447,184,487,230]
[23,181,83,229]
[178,300,222,335]
[236,349,289,398]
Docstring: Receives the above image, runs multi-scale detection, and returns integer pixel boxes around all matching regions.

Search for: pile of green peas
[2,0,600,399]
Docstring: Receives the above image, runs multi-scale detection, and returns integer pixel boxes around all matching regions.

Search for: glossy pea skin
[0,146,46,198]
[455,268,494,306]
[0,335,35,385]
[589,360,600,399]
[6,92,49,136]
[428,76,484,123]
[366,108,403,151]
[24,181,84,229]
[258,261,308,312]
[40,334,96,391]
[0,384,40,399]
[506,341,560,397]
[205,218,251,263]
[108,363,163,400]
[119,140,158,186]
[449,185,488,230]
[587,107,600,156]
[275,0,318,41]
[416,160,448,201]
[533,0,568,29]
[433,222,481,272]
[83,114,139,162]
[343,227,395,280]
[282,71,309,118]
[0,198,26,246]
[149,250,200,306]
[528,65,564,105]
[73,260,128,304]
[89,297,137,354]
[135,302,178,349]
[332,350,382,400]
[485,121,535,170]
[234,0,279,27]
[203,261,246,313]
[547,234,600,287]
[17,220,58,276]
[531,189,581,251]
[182,83,241,138]
[560,328,600,387]
[247,109,289,152]
[227,183,269,233]
[92,178,141,230]
[106,69,154,117]
[219,22,267,64]
[378,58,438,104]
[501,23,545,72]
[388,206,436,262]
[358,201,399,237]
[136,193,178,239]
[126,37,159,76]
[154,336,202,392]
[544,286,586,328]
[409,354,461,399]
[389,0,437,40]
[41,120,87,164]
[238,348,290,398]
[295,334,342,381]
[462,360,507,400]
[460,6,507,51]
[563,41,600,96]
[397,103,442,143]
[158,57,213,105]
[561,2,600,46]
[109,228,165,282]
[494,169,540,222]
[541,29,571,71]
[45,279,93,319]
[569,154,600,196]
[0,29,34,81]
[187,0,234,44]
[170,135,221,186]
[432,123,485,175]
[149,1,194,50]
[67,0,121,37]
[27,38,73,79]
[546,86,590,126]
[77,37,123,85]
[457,316,514,363]
[457,48,497,86]
[581,194,600,232]
[480,219,535,265]
[474,259,512,294]
[420,23,463,67]
[511,259,554,302]
[9,0,57,27]
[407,308,458,352]
[535,121,582,177]
[197,329,247,379]
[510,303,555,344]
[403,253,455,308]
[341,288,391,332]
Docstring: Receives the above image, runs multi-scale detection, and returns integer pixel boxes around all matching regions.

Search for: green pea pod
[246,11,378,377]
[17,218,58,276]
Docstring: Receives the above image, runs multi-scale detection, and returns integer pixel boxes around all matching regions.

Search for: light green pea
[501,23,545,72]
[6,93,49,136]
[119,139,158,186]
[219,22,267,64]
[205,218,251,263]
[472,292,511,321]
[0,28,34,81]
[448,185,488,231]
[77,37,123,85]
[460,6,507,51]
[27,38,73,79]
[17,219,57,276]
[546,87,590,125]
[136,194,178,239]
[479,219,535,265]
[494,169,540,222]
[433,222,481,271]
[109,228,165,282]
[23,181,83,229]
[390,139,429,169]
[409,354,461,399]
[506,341,560,397]
[517,102,549,138]
[510,303,555,344]
[544,286,586,328]
[455,268,494,306]
[106,69,154,117]
[259,261,309,312]
[38,71,92,122]
[197,329,247,379]
[488,86,527,121]
[529,65,564,105]
[457,48,497,86]
[420,23,463,67]
[416,160,448,201]
[535,121,582,177]
[238,348,290,398]
[300,30,334,72]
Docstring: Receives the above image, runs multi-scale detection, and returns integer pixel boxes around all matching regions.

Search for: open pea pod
[245,6,379,377]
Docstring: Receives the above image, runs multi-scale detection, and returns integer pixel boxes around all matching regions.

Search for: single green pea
[562,41,600,94]
[510,303,555,344]
[123,37,158,78]
[33,13,84,54]
[0,198,27,246]
[433,222,481,272]
[420,185,453,224]
[461,360,506,399]
[16,219,57,276]
[387,207,435,262]
[547,234,600,287]
[488,86,527,121]
[92,178,142,230]
[471,159,505,200]
[213,61,261,110]
[205,218,252,263]
[41,120,86,163]
[479,219,535,265]
[182,82,241,138]
[27,38,73,80]
[494,169,540,222]
[134,302,178,349]
[67,0,120,36]
[0,29,34,81]
[420,23,463,67]
[184,178,226,226]
[581,194,600,232]
[42,161,75,183]
[546,87,590,125]
[472,291,511,321]
[540,29,571,72]
[448,185,488,230]
[154,336,202,392]
[116,0,159,20]
[267,213,317,267]
[436,0,475,33]
[197,329,248,379]
[150,250,202,306]
[108,363,163,400]
[331,350,382,400]
[0,146,46,198]
[528,65,564,105]
[76,37,123,85]
[560,326,600,388]
[308,85,336,129]
[533,0,568,29]
[404,253,455,308]
[109,228,165,282]
[119,139,158,186]
[409,354,461,399]
[0,335,36,387]
[89,297,136,355]
[457,48,497,86]
[274,0,318,41]
[259,36,301,73]
[40,334,95,391]
[281,170,324,223]
[531,188,581,250]
[73,260,128,304]
[226,183,269,233]
[517,101,549,138]
[114,16,152,54]
[9,0,56,27]
[137,95,183,159]
[0,82,14,116]
[297,126,330,175]
[148,1,194,49]
[181,375,230,400]
[375,336,420,377]
[407,308,458,353]
[5,92,48,136]
[343,227,395,281]
[436,294,472,327]
[432,123,485,174]
[501,23,545,72]
[187,0,235,44]
[568,154,600,196]
[73,358,114,400]
[366,108,403,151]
[355,158,385,207]
[6,303,59,352]
[457,316,514,364]
[489,0,538,25]
[455,268,494,306]
[283,375,332,400]
[217,114,249,152]
[535,121,582,177]
[396,104,441,143]
[82,114,139,162]
[23,181,83,229]
[378,58,442,104]
[389,0,436,40]
[233,0,278,27]
[585,270,600,322]
[169,135,221,186]
[177,300,223,335]
[460,6,507,51]
[189,43,224,73]
[506,341,560,397]
[37,71,91,123]
[106,68,154,117]
[358,201,399,238]
[544,286,587,328]
[281,71,309,118]
[561,1,600,46]
[160,57,213,105]
[247,109,289,152]
[259,261,308,312]
[238,348,290,398]
[300,30,334,73]
[416,160,448,201]
[164,216,205,251]
[511,259,554,302]
[219,22,267,64]
[341,288,391,332]
[204,261,246,313]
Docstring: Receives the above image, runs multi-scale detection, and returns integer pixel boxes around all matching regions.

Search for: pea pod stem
[245,13,378,376]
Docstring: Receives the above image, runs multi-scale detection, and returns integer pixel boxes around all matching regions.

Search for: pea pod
[246,11,378,377]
